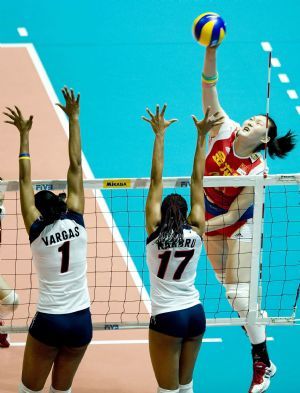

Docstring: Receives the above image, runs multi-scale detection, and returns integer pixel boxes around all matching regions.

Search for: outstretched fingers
[70,88,75,101]
[210,114,224,127]
[204,106,212,121]
[3,111,16,121]
[61,88,68,102]
[191,115,198,125]
[160,104,167,117]
[141,116,152,124]
[55,103,64,111]
[5,107,18,118]
[14,106,22,117]
[146,108,155,119]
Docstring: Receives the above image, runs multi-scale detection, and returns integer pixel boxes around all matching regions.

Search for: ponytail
[268,130,296,158]
[157,194,188,249]
[255,115,296,159]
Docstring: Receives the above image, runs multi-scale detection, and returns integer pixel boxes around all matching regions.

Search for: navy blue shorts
[204,195,254,221]
[29,308,93,347]
[149,303,206,338]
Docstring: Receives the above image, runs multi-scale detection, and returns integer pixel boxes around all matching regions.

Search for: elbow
[70,158,82,170]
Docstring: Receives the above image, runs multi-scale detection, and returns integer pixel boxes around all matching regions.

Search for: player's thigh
[21,333,58,390]
[149,329,182,389]
[52,344,89,390]
[179,334,204,385]
[204,234,228,275]
[225,236,252,284]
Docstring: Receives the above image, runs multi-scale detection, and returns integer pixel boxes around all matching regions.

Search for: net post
[247,177,265,326]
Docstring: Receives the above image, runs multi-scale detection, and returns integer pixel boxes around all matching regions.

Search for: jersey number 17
[157,249,194,280]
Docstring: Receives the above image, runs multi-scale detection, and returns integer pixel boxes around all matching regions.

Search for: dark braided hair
[254,116,296,158]
[34,190,67,224]
[157,193,188,250]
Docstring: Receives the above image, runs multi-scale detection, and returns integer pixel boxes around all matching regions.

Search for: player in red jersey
[200,46,295,393]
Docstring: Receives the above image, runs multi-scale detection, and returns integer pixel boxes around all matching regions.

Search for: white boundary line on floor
[8,337,275,347]
[0,43,151,313]
[9,338,223,347]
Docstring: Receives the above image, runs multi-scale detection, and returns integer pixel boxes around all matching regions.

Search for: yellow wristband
[19,156,31,160]
[202,72,219,84]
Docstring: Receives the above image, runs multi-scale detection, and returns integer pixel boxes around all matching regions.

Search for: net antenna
[264,51,272,178]
[258,51,272,310]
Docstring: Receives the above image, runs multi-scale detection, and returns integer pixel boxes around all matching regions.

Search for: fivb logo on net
[35,184,54,191]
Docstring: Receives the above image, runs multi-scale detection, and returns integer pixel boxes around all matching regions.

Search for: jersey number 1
[158,249,195,280]
[58,241,70,273]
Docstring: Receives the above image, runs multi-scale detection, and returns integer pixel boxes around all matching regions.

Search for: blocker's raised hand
[3,106,33,134]
[192,106,224,138]
[142,104,177,136]
[56,86,80,118]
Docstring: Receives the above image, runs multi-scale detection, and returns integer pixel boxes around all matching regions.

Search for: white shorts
[229,219,253,242]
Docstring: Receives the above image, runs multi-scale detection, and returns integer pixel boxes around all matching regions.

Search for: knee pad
[19,382,43,393]
[225,283,266,344]
[49,387,71,393]
[179,380,193,392]
[157,388,179,393]
[0,290,19,317]
[225,283,250,317]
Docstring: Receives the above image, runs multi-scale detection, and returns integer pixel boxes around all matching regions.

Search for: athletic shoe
[0,321,10,348]
[249,361,277,393]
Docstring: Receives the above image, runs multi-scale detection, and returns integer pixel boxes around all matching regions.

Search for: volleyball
[193,12,226,47]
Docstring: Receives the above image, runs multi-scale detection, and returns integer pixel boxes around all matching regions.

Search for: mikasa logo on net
[103,179,131,188]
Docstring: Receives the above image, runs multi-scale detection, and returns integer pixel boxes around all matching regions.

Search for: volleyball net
[0,174,299,333]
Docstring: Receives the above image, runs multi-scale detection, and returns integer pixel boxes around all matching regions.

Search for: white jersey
[146,225,202,316]
[30,210,90,314]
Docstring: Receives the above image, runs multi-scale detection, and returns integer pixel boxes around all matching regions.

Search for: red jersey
[204,117,265,209]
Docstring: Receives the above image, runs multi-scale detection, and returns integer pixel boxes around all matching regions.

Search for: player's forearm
[192,134,205,184]
[68,115,82,169]
[19,132,31,183]
[205,210,239,232]
[202,48,222,117]
[150,134,164,183]
[203,47,217,77]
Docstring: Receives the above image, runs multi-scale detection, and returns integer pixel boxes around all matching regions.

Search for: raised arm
[205,186,254,233]
[202,47,225,136]
[142,104,177,235]
[56,87,83,214]
[3,107,40,233]
[188,107,224,235]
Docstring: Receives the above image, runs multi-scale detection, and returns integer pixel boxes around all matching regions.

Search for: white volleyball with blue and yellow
[193,12,226,47]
